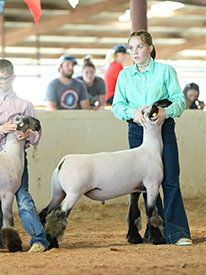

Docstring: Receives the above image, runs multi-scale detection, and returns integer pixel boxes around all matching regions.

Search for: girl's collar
[137,62,150,68]
[131,57,154,75]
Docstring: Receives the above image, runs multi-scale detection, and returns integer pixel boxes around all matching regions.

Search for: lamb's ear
[154,99,172,108]
[149,105,159,119]
[26,117,41,131]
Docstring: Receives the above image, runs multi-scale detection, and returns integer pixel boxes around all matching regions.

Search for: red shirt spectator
[104,44,129,105]
[104,61,123,102]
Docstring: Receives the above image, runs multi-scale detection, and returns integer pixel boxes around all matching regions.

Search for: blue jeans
[0,153,49,249]
[128,118,191,244]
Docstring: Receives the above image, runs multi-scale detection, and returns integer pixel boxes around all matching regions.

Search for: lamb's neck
[142,125,163,154]
[4,133,26,164]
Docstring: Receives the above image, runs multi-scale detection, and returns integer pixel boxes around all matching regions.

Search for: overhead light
[151,1,184,12]
[147,12,152,19]
[68,0,79,9]
[118,9,131,22]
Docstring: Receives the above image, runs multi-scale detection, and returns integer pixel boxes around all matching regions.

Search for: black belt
[126,119,136,124]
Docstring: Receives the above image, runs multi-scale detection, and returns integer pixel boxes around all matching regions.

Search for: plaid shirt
[0,92,42,150]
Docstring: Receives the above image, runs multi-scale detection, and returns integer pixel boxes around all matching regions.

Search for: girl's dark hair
[183,82,200,97]
[128,30,156,60]
[82,55,95,70]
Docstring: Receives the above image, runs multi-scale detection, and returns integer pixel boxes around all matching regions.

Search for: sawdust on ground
[0,197,205,275]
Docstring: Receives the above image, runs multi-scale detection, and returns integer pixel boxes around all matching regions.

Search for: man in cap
[45,55,90,110]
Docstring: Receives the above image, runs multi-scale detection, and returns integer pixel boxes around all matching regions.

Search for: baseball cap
[113,44,129,54]
[57,55,78,68]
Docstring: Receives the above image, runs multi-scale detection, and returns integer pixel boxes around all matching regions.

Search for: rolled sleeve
[164,66,186,118]
[24,103,42,148]
[112,70,137,121]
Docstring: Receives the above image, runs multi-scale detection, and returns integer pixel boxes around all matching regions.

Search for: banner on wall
[24,0,41,25]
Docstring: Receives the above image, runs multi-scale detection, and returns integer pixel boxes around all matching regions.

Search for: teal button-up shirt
[111,57,186,121]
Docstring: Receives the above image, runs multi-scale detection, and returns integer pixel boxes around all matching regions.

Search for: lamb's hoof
[1,226,22,252]
[149,237,167,245]
[47,234,59,250]
[126,232,143,244]
[142,237,148,243]
[8,244,22,253]
[148,224,166,245]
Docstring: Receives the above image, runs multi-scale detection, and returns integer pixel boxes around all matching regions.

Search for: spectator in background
[104,44,129,105]
[183,82,205,110]
[76,56,106,110]
[45,55,90,111]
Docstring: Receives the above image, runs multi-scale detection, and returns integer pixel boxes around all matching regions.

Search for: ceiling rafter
[4,52,204,61]
[5,0,128,46]
[1,0,205,68]
[4,3,72,10]
[157,36,205,58]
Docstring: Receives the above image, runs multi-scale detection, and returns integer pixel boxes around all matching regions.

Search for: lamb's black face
[12,115,41,132]
[148,105,159,119]
[142,105,159,121]
[142,99,172,121]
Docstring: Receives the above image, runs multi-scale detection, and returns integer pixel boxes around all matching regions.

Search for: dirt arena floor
[0,197,205,275]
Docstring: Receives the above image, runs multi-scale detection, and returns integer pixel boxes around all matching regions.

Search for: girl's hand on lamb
[2,121,17,134]
[150,107,166,126]
[134,106,147,128]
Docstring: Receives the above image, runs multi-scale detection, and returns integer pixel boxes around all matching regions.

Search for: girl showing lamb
[112,30,191,246]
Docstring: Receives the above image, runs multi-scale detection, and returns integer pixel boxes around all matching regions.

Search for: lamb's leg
[1,225,22,252]
[39,168,67,247]
[126,192,143,244]
[39,191,66,227]
[39,195,66,249]
[44,205,71,249]
[147,188,166,245]
[44,189,84,249]
[1,195,22,252]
